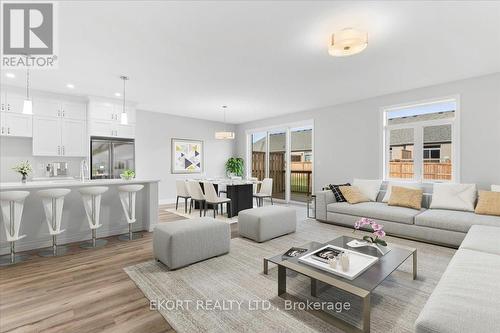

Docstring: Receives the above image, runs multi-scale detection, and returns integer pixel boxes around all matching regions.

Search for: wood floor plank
[0,205,185,333]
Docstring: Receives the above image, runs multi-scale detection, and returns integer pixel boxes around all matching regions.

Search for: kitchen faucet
[80,159,89,182]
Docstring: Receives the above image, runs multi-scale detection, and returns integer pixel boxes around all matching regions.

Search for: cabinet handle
[62,146,65,155]
[57,110,60,117]
[7,127,10,135]
[57,146,60,155]
[7,104,11,111]
[1,127,4,134]
[111,114,114,120]
[62,110,65,117]
[1,104,4,111]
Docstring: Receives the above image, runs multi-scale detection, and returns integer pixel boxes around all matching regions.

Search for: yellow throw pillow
[475,190,500,216]
[388,186,423,210]
[339,186,369,204]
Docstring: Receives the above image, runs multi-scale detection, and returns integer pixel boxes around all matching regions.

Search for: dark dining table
[196,182,253,218]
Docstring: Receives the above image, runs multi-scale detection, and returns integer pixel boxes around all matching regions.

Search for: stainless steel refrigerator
[90,137,135,179]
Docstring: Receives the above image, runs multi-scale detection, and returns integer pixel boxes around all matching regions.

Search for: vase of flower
[13,161,32,184]
[353,217,388,255]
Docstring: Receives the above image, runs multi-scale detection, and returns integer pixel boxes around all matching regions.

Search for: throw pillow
[339,186,369,204]
[328,183,351,202]
[382,182,421,203]
[491,185,500,192]
[388,186,423,210]
[475,191,500,216]
[430,183,477,212]
[353,179,382,201]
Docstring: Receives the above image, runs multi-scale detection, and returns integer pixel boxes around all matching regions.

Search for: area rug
[165,207,238,224]
[125,218,455,333]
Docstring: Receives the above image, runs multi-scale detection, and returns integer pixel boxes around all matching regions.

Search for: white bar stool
[37,188,71,257]
[79,186,109,249]
[117,184,144,241]
[0,191,30,266]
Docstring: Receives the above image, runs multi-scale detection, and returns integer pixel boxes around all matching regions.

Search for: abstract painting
[171,138,203,174]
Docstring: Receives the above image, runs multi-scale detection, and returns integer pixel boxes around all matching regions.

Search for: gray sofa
[315,186,500,247]
[415,225,500,333]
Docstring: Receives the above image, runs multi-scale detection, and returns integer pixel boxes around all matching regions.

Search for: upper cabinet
[0,92,25,114]
[87,99,136,138]
[34,99,86,120]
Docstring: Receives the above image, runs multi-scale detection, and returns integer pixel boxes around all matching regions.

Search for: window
[383,98,458,182]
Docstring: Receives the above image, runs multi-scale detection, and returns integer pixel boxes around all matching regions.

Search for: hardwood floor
[0,204,235,333]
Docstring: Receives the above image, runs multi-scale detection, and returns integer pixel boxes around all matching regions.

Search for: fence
[251,152,312,194]
[389,161,452,180]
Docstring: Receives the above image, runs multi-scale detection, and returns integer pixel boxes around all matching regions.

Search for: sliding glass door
[248,123,313,203]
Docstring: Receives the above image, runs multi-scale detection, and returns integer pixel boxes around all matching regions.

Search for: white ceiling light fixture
[120,75,129,125]
[328,28,368,57]
[5,73,15,78]
[23,55,33,115]
[66,83,75,89]
[215,105,235,140]
[114,92,121,97]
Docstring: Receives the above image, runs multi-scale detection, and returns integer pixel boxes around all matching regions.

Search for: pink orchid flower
[371,223,383,231]
[374,229,386,238]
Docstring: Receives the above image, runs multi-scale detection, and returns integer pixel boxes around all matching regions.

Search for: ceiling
[2,1,499,124]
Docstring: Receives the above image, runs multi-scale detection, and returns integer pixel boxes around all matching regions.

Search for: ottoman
[153,217,230,269]
[238,206,296,242]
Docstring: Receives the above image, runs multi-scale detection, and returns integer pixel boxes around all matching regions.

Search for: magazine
[283,247,308,257]
[311,246,344,263]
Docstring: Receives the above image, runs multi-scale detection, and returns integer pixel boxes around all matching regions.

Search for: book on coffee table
[283,247,308,257]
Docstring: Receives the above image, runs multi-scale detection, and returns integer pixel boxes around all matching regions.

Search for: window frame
[381,96,460,183]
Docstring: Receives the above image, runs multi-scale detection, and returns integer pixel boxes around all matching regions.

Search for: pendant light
[215,105,235,140]
[120,75,129,125]
[22,55,33,115]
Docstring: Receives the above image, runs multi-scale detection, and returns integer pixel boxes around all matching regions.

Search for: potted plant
[353,218,388,254]
[13,160,33,184]
[225,157,244,177]
[120,169,135,180]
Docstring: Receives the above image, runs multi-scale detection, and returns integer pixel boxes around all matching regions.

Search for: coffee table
[263,236,417,333]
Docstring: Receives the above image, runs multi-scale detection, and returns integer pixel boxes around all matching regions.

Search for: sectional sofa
[315,183,500,247]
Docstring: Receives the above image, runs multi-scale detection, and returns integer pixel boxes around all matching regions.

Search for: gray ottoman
[238,206,296,242]
[153,217,230,269]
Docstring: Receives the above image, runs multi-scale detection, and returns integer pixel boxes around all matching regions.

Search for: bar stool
[37,188,71,257]
[79,186,109,249]
[117,184,144,241]
[0,191,30,266]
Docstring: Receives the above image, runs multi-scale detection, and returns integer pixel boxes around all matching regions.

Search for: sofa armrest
[315,190,335,221]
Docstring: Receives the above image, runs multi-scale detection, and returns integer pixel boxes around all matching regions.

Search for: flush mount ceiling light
[66,83,75,89]
[5,73,15,78]
[114,92,121,97]
[328,28,368,57]
[120,75,129,125]
[215,105,235,140]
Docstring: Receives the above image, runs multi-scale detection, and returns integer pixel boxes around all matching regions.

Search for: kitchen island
[0,179,159,255]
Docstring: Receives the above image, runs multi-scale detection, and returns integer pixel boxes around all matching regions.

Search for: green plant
[121,169,135,180]
[225,157,244,177]
[13,160,32,176]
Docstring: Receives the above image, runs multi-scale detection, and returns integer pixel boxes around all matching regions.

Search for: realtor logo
[1,2,58,68]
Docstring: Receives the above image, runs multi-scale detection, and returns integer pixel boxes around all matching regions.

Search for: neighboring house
[389,111,454,162]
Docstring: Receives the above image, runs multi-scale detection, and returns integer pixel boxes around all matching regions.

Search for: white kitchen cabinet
[1,93,25,113]
[33,116,86,156]
[88,120,114,137]
[61,102,86,120]
[33,116,61,155]
[0,112,33,137]
[88,102,115,121]
[61,118,87,156]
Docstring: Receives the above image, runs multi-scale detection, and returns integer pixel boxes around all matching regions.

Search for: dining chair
[253,177,273,207]
[175,180,191,213]
[248,177,258,194]
[203,181,231,218]
[187,181,206,217]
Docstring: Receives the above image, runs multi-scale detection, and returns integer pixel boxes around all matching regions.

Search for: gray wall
[235,73,500,190]
[135,110,236,203]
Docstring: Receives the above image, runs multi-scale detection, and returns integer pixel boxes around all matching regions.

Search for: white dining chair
[253,177,273,207]
[175,180,191,213]
[203,182,231,218]
[187,181,206,217]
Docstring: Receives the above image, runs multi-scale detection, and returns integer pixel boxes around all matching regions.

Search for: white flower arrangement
[13,160,33,176]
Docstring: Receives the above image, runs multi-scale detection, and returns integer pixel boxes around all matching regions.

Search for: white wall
[135,110,236,203]
[235,73,500,190]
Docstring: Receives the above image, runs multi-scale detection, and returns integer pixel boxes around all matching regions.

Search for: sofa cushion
[339,186,370,204]
[388,186,423,210]
[475,190,500,216]
[459,225,500,255]
[326,202,422,225]
[415,249,500,333]
[353,179,382,201]
[430,183,477,212]
[415,209,500,233]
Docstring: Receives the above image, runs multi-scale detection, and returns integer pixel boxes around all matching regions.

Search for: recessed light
[66,83,75,89]
[114,92,121,97]
[5,73,15,78]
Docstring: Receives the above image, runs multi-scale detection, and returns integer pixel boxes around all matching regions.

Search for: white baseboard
[159,198,177,205]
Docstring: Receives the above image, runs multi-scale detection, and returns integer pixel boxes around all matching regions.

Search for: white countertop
[0,178,160,190]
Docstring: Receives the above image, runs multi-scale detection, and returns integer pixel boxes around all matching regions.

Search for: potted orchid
[13,160,33,184]
[353,218,388,250]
